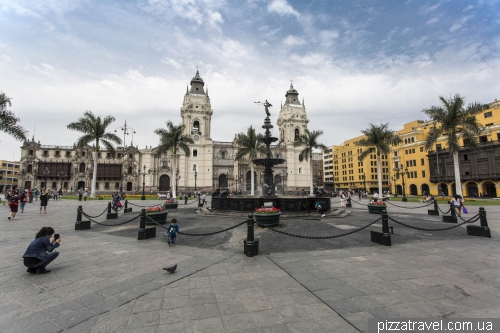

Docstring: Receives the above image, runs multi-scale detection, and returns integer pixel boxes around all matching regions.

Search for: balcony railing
[191,129,201,135]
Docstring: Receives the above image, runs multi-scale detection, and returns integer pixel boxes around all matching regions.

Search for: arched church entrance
[159,175,171,191]
[246,170,257,191]
[219,174,228,188]
[77,181,85,190]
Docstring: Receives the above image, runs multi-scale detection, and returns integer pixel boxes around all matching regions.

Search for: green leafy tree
[294,129,327,195]
[235,126,264,196]
[155,121,194,198]
[355,123,402,195]
[67,111,121,198]
[0,92,28,141]
[422,94,487,196]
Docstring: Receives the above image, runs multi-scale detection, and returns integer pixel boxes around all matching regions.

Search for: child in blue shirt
[167,218,179,246]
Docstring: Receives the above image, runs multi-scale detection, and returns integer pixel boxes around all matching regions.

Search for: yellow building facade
[325,99,500,197]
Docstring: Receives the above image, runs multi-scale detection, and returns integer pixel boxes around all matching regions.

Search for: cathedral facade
[18,71,313,194]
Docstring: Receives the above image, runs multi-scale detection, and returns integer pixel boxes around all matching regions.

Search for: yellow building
[324,99,500,197]
[0,160,20,192]
[323,136,390,192]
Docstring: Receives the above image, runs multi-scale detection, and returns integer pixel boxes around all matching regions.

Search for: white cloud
[162,58,183,69]
[41,63,55,71]
[2,55,13,62]
[267,0,299,17]
[401,27,411,35]
[463,5,474,12]
[419,3,440,15]
[449,15,473,32]
[282,35,306,47]
[425,17,439,25]
[318,30,339,48]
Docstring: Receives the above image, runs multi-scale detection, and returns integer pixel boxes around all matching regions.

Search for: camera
[53,234,60,240]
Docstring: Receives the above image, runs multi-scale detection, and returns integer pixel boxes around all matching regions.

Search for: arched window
[404,138,407,144]
[193,120,200,133]
[192,164,197,172]
[162,161,168,168]
[294,128,299,140]
[79,163,85,172]
[27,164,33,173]
[411,137,415,143]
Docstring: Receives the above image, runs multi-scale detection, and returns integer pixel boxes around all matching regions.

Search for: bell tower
[276,82,310,189]
[178,69,214,192]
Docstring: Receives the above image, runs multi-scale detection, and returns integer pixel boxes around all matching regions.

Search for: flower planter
[254,212,281,227]
[164,203,178,210]
[368,205,386,214]
[146,211,168,225]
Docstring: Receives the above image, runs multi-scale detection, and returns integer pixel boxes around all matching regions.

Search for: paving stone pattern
[1,197,499,332]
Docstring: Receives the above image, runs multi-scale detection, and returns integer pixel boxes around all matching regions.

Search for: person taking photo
[23,227,61,274]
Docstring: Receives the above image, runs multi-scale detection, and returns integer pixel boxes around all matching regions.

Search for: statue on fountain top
[263,100,272,117]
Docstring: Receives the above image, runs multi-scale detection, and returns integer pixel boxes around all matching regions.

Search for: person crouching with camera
[23,227,61,274]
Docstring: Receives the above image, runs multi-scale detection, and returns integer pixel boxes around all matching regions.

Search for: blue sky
[1,0,499,160]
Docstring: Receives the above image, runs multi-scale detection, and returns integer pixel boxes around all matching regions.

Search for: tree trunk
[250,163,255,196]
[452,151,462,196]
[376,154,382,195]
[172,155,177,198]
[90,151,98,198]
[309,158,314,196]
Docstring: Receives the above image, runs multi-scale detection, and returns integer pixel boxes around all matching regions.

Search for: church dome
[191,70,204,84]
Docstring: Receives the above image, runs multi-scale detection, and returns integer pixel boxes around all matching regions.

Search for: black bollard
[370,209,391,246]
[467,207,491,238]
[346,197,352,208]
[106,201,118,219]
[428,200,439,216]
[138,208,156,240]
[124,200,132,213]
[442,203,457,223]
[244,213,259,257]
[75,205,91,230]
[198,194,203,208]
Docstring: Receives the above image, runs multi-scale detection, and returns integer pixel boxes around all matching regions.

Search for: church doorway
[246,170,257,191]
[77,181,85,190]
[159,175,171,191]
[24,181,32,189]
[219,174,228,188]
[126,182,133,191]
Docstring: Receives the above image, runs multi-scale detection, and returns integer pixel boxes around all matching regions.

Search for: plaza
[2,197,500,332]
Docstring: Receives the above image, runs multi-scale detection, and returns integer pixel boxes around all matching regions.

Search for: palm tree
[0,92,28,141]
[355,123,402,196]
[235,126,264,196]
[294,129,327,195]
[154,121,194,198]
[67,111,121,198]
[422,94,487,196]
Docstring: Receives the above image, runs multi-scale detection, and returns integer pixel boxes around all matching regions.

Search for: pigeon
[163,264,177,273]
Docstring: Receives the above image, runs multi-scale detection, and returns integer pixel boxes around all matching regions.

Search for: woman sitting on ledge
[23,227,61,274]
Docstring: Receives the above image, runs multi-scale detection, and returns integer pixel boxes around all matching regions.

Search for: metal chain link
[257,217,382,239]
[127,201,154,208]
[146,215,247,236]
[385,201,434,209]
[80,206,108,218]
[81,210,141,226]
[437,204,452,214]
[350,198,371,207]
[387,214,480,232]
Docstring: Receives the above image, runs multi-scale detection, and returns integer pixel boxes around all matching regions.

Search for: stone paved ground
[1,197,499,332]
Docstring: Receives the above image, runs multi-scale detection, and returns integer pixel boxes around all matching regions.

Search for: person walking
[112,191,120,212]
[23,227,61,274]
[340,191,346,207]
[39,189,49,214]
[34,188,39,201]
[28,189,33,203]
[202,192,207,205]
[78,188,83,201]
[451,195,463,217]
[83,190,88,201]
[373,192,379,202]
[19,190,28,213]
[8,191,20,220]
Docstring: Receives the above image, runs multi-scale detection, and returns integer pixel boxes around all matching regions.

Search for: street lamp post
[58,170,67,192]
[362,173,366,194]
[394,164,410,202]
[435,145,442,196]
[138,165,150,200]
[194,171,197,192]
[115,120,136,198]
[43,167,50,190]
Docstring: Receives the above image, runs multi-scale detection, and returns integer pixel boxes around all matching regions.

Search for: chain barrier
[80,207,108,218]
[387,214,480,232]
[385,200,434,209]
[436,204,452,214]
[257,217,381,239]
[81,210,141,226]
[127,201,154,208]
[146,214,247,236]
[349,198,371,207]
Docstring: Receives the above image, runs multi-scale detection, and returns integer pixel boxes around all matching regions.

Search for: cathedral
[18,70,315,194]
